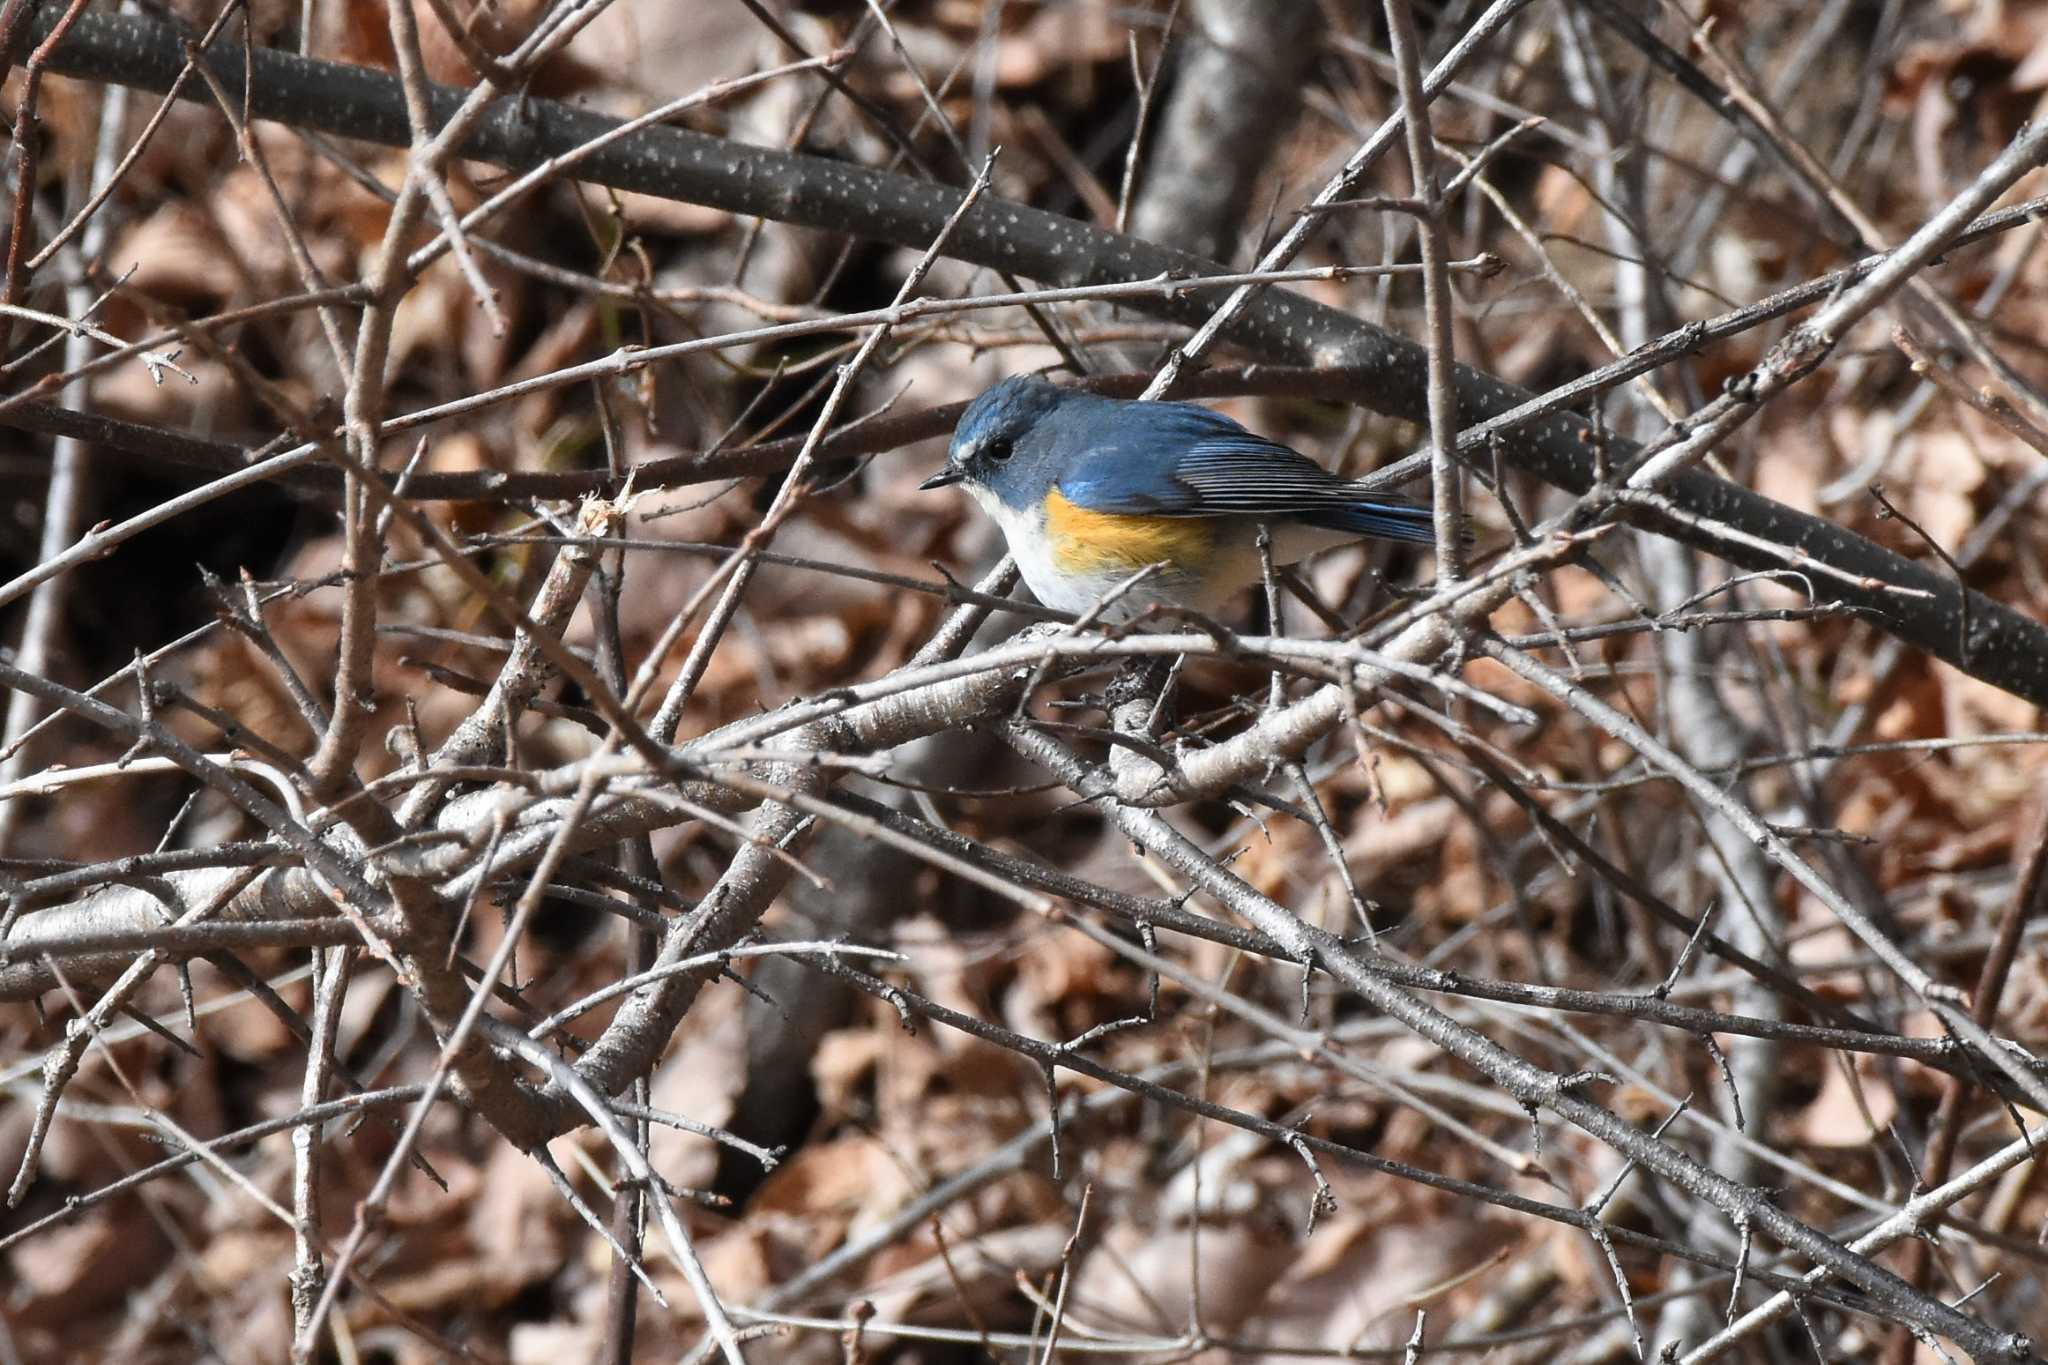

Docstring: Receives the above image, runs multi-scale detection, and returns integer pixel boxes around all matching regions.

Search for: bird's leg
[1257,526,1286,645]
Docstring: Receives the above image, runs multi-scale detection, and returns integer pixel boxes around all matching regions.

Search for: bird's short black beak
[919,467,965,490]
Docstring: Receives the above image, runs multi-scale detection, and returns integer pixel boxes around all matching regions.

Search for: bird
[919,375,1438,617]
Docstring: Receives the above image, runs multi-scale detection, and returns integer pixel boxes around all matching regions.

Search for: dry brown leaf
[1789,1057,1898,1147]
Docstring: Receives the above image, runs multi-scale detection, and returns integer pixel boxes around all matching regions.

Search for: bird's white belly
[976,489,1139,614]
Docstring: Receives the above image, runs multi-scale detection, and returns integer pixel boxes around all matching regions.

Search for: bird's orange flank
[1043,488,1213,576]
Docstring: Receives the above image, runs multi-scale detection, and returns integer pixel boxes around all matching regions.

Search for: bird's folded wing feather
[1055,404,1420,518]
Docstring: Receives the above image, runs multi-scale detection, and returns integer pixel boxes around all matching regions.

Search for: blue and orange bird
[920,376,1438,617]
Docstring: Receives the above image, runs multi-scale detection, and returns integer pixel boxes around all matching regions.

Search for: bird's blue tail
[1302,497,1441,546]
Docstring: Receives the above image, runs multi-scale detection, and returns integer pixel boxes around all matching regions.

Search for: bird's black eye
[985,438,1014,462]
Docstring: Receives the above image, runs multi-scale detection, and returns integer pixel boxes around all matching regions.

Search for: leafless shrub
[3,3,2047,1362]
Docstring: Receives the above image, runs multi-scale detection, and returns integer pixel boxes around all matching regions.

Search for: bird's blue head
[919,374,1073,512]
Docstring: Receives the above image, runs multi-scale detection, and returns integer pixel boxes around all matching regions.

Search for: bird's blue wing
[1057,403,1436,544]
